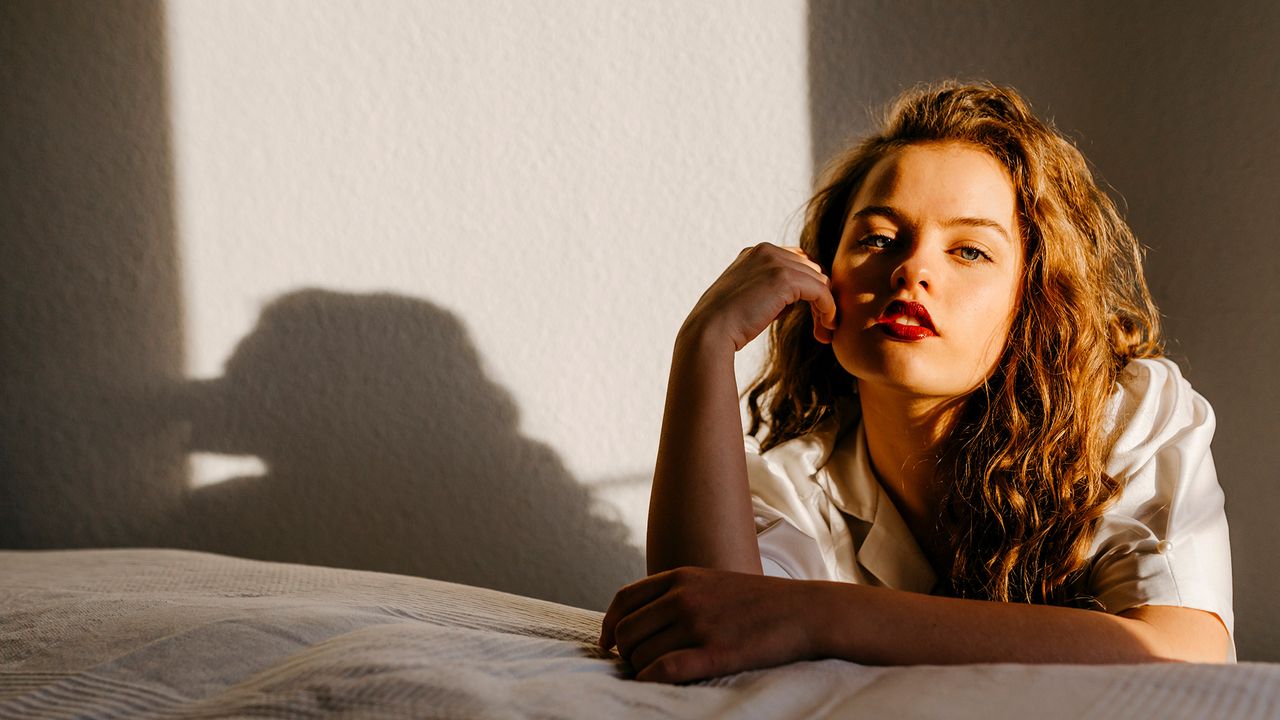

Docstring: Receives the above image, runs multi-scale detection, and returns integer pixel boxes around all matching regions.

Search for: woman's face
[826,142,1024,400]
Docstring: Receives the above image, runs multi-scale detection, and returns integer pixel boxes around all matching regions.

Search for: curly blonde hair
[746,81,1162,604]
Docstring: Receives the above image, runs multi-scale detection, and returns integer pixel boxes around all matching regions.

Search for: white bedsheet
[1,549,1276,719]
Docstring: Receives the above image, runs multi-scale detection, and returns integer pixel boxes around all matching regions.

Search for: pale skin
[600,142,1229,683]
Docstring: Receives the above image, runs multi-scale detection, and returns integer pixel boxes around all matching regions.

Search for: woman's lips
[878,323,936,340]
[875,300,937,341]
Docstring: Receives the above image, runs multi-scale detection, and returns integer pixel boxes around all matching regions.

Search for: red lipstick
[875,300,937,341]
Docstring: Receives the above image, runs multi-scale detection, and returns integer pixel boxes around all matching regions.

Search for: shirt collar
[766,410,877,523]
[806,417,939,594]
[820,422,877,523]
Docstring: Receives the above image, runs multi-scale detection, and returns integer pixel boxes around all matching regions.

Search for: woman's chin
[836,344,991,402]
[849,366,987,404]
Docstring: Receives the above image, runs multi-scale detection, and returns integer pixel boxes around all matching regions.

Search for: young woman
[598,82,1233,683]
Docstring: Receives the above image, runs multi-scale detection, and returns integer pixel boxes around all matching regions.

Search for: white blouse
[747,357,1235,660]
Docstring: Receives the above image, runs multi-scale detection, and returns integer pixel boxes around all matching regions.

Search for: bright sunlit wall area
[2,0,1277,658]
[2,0,811,611]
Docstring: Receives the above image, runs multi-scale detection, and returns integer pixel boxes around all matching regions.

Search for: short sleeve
[1086,358,1234,657]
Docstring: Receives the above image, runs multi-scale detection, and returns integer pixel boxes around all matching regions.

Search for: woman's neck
[856,383,964,530]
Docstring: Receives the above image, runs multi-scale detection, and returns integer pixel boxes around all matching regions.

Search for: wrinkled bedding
[1,549,1277,719]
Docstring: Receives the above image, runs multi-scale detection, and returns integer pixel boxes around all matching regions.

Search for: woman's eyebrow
[850,205,1013,246]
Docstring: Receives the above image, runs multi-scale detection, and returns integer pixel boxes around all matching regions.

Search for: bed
[2,549,1277,719]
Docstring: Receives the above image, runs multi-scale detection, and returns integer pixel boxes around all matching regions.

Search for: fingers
[609,590,714,683]
[812,306,835,344]
[772,245,829,289]
[750,245,836,329]
[805,285,837,332]
[779,245,824,274]
[634,647,720,684]
[785,269,836,336]
[741,243,825,281]
[628,626,700,680]
[599,571,677,649]
[708,243,837,350]
[612,593,679,661]
[771,246,837,331]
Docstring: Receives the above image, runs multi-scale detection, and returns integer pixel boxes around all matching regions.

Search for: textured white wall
[1,0,810,611]
[165,0,810,483]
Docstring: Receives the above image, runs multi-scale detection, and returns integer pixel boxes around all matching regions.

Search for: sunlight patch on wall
[162,0,811,486]
[188,452,268,488]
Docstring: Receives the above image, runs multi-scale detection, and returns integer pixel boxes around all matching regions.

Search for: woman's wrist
[801,581,858,661]
[674,316,737,362]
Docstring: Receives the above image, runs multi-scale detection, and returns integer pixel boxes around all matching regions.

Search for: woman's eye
[858,234,894,250]
[957,246,989,262]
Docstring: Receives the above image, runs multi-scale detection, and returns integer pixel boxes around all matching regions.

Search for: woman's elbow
[1119,605,1231,663]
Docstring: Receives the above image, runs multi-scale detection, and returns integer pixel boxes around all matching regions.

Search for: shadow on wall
[0,0,187,548]
[165,290,644,611]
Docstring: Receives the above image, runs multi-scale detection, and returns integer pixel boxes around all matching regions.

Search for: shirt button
[1156,540,1174,555]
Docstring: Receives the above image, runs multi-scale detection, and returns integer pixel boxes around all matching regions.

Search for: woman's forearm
[645,327,763,575]
[602,567,1226,684]
[643,243,835,576]
[811,581,1223,665]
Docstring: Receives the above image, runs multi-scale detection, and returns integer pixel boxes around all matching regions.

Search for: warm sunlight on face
[828,142,1024,400]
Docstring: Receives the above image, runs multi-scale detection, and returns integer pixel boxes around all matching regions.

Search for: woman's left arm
[599,567,1229,683]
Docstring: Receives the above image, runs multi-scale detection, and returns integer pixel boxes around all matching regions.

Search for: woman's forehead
[849,143,1019,235]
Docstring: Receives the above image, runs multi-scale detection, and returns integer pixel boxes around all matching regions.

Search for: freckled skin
[829,143,1025,400]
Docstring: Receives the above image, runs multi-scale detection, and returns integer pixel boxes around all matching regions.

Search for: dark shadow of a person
[170,289,644,611]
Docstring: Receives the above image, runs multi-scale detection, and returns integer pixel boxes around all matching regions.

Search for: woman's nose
[891,250,931,290]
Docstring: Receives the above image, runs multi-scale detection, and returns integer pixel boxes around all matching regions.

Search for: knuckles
[739,242,791,272]
[668,565,702,583]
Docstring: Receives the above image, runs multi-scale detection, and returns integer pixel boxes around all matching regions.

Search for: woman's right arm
[645,243,835,575]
